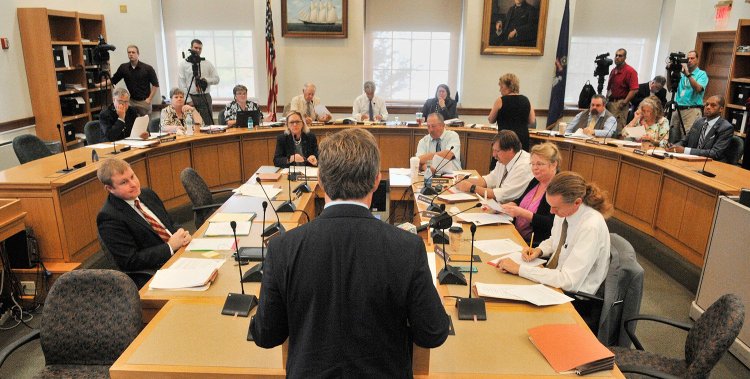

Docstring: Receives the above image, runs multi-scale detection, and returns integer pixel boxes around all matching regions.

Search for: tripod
[664,82,687,143]
[185,61,213,125]
[595,73,607,95]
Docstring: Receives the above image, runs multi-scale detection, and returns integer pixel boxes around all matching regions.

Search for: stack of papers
[528,324,615,375]
[621,125,646,140]
[565,129,593,140]
[85,142,123,149]
[119,139,160,148]
[487,253,546,267]
[437,192,477,203]
[186,238,236,251]
[125,115,150,140]
[474,283,573,306]
[233,184,282,199]
[208,213,256,223]
[473,239,523,256]
[605,139,641,148]
[204,221,252,236]
[149,258,225,291]
[456,212,513,226]
[285,166,319,177]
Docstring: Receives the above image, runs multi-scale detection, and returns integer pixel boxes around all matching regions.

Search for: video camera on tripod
[665,51,688,92]
[92,35,116,65]
[593,52,613,95]
[182,49,207,92]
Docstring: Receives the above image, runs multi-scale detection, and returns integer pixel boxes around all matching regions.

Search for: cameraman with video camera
[670,50,708,138]
[177,39,219,125]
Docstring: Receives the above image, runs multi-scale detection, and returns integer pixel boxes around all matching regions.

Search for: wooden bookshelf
[17,8,110,149]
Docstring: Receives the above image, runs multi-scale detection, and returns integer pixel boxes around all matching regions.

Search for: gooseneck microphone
[696,156,716,177]
[242,202,265,282]
[294,158,311,194]
[56,124,74,173]
[426,174,471,213]
[421,146,454,195]
[255,176,286,237]
[431,146,456,176]
[277,166,297,212]
[457,223,487,320]
[430,203,482,245]
[221,221,258,317]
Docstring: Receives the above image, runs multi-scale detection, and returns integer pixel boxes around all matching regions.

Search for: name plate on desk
[417,194,434,204]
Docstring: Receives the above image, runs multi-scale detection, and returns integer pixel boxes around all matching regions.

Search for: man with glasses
[99,87,148,141]
[289,82,332,124]
[606,48,639,134]
[565,94,617,138]
[454,130,532,203]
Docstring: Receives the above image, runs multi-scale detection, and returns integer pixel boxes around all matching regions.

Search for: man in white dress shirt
[455,130,533,203]
[415,113,461,172]
[177,39,220,125]
[289,83,332,124]
[352,81,388,121]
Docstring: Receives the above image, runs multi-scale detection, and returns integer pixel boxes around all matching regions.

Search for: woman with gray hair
[222,84,260,126]
[273,111,319,168]
[160,87,203,134]
[622,96,669,145]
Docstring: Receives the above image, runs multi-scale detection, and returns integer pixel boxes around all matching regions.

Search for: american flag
[266,0,278,121]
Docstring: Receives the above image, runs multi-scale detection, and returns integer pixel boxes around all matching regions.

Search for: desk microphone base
[241,263,263,282]
[221,293,257,317]
[262,222,286,238]
[438,266,467,285]
[294,183,311,193]
[456,297,487,320]
[276,201,296,212]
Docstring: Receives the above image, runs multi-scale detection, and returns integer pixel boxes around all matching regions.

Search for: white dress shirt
[177,59,220,101]
[352,93,389,121]
[416,130,462,170]
[483,150,533,203]
[289,95,327,121]
[518,204,610,293]
[126,197,174,254]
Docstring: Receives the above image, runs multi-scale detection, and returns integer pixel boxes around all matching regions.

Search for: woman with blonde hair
[488,73,535,152]
[273,111,319,168]
[495,171,612,297]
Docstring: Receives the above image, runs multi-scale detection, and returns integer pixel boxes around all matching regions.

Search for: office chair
[218,111,226,125]
[148,117,161,133]
[563,233,644,348]
[611,293,744,379]
[722,135,744,165]
[98,234,156,289]
[180,168,234,227]
[84,120,103,145]
[0,270,142,377]
[12,134,54,164]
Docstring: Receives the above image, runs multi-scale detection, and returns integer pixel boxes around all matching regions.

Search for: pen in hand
[523,232,535,262]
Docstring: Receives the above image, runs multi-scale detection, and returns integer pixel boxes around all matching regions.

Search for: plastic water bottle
[185,112,194,136]
[424,159,433,190]
[247,115,254,130]
[394,116,400,125]
[409,156,420,182]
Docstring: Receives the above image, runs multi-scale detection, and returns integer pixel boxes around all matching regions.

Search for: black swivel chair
[722,135,744,165]
[180,168,234,227]
[98,234,156,289]
[12,134,54,164]
[0,270,142,377]
[218,111,226,126]
[148,117,161,133]
[84,120,103,145]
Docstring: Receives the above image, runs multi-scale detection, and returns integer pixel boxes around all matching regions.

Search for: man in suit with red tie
[667,95,734,161]
[96,158,191,284]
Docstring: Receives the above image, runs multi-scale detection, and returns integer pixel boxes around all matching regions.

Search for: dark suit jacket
[99,104,139,142]
[676,116,734,160]
[97,188,177,272]
[273,132,319,168]
[512,177,553,246]
[250,204,450,378]
[631,82,667,109]
[421,98,458,121]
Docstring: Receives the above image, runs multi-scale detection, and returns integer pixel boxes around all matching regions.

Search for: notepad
[204,221,252,237]
[473,239,523,256]
[437,192,477,203]
[233,184,282,199]
[186,238,236,251]
[565,129,593,140]
[208,213,256,223]
[487,253,546,267]
[456,212,513,225]
[528,324,614,374]
[149,258,225,291]
[474,283,573,306]
[125,115,150,140]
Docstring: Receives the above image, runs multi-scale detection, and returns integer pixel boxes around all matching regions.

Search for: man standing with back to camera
[251,128,449,377]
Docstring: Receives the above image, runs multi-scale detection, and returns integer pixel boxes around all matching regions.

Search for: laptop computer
[235,110,262,128]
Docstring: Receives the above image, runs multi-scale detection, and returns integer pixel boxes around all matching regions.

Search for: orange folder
[528,323,614,373]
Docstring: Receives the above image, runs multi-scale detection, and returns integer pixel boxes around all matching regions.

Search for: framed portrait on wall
[481,0,549,55]
[281,0,348,38]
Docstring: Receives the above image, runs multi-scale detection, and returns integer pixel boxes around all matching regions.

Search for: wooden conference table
[109,172,623,378]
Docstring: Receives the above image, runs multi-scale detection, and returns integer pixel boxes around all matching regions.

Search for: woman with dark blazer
[501,142,559,246]
[421,84,458,121]
[273,111,319,168]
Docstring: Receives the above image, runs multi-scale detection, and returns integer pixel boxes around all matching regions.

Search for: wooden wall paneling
[632,168,661,224]
[218,141,242,186]
[60,186,94,260]
[615,163,639,215]
[558,145,572,171]
[192,145,221,188]
[131,159,149,187]
[19,197,64,261]
[464,137,493,173]
[378,133,412,172]
[570,151,595,180]
[656,176,689,238]
[590,157,619,200]
[678,187,718,262]
[171,149,191,197]
[147,154,175,199]
[242,138,271,179]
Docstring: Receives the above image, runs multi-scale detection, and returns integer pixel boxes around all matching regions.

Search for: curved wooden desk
[0,125,747,268]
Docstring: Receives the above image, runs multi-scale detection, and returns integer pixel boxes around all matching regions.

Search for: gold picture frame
[281,0,348,39]
[481,0,549,56]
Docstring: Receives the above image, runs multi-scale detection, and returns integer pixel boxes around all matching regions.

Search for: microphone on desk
[431,204,482,286]
[221,221,258,317]
[255,176,287,238]
[242,202,265,283]
[288,159,301,181]
[430,203,482,245]
[456,223,487,321]
[294,158,311,194]
[696,156,716,177]
[426,174,471,213]
[55,124,80,173]
[432,146,456,176]
[277,166,297,213]
[421,146,454,195]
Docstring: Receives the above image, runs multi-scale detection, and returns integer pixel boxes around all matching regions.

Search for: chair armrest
[0,330,40,368]
[192,203,224,212]
[618,364,683,379]
[209,188,235,196]
[625,314,692,351]
[563,290,604,303]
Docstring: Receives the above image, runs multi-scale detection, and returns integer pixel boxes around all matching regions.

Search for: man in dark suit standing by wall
[667,95,734,161]
[96,158,191,283]
[251,128,450,377]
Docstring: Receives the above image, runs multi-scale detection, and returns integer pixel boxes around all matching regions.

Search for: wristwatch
[469,184,477,194]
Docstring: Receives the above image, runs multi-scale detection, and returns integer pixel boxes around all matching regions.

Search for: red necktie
[134,199,170,243]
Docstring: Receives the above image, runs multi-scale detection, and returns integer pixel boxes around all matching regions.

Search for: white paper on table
[186,238,236,251]
[314,104,331,118]
[622,125,646,140]
[119,139,160,148]
[437,192,477,202]
[474,282,525,301]
[427,252,437,288]
[566,128,593,140]
[149,258,224,290]
[233,184,282,199]
[488,253,546,267]
[504,284,574,306]
[284,167,319,177]
[126,115,150,139]
[204,221,252,236]
[456,212,513,225]
[171,257,225,270]
[451,170,479,179]
[391,168,411,176]
[208,213,256,223]
[474,239,523,256]
[85,142,123,149]
[431,155,455,175]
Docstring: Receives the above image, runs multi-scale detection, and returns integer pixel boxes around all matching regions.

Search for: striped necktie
[134,199,170,243]
[368,100,374,121]
[546,219,568,269]
[697,122,709,149]
[435,138,442,152]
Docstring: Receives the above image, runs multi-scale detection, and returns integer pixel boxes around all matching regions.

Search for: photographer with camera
[177,39,219,125]
[669,50,708,139]
[110,45,159,116]
[606,49,639,135]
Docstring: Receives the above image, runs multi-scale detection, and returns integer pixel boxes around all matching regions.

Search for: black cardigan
[273,132,319,168]
[421,98,458,121]
[512,177,553,246]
